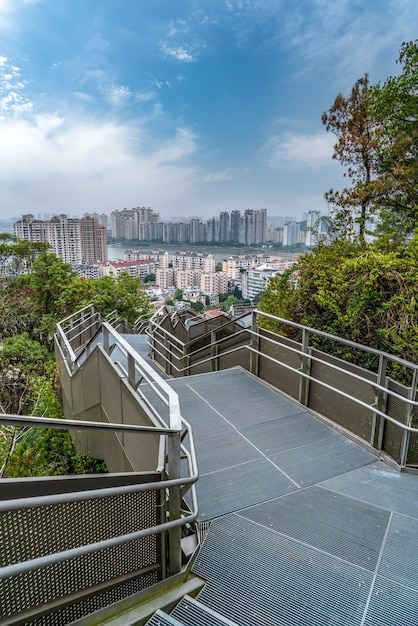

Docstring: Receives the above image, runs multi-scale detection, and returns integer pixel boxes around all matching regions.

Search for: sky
[0,0,417,222]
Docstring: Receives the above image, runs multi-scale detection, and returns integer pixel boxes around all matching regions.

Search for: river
[107,244,299,264]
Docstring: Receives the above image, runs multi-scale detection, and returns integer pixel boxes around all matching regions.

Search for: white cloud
[264,131,335,170]
[0,57,33,117]
[0,113,200,216]
[203,170,233,182]
[161,44,194,63]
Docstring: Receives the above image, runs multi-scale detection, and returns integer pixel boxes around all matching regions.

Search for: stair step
[172,595,240,626]
[69,574,205,626]
[146,609,185,626]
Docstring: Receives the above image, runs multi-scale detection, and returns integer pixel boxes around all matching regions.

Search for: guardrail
[145,307,418,468]
[0,411,198,625]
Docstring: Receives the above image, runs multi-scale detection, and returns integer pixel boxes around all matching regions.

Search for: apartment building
[242,264,279,300]
[80,214,108,263]
[171,251,216,273]
[174,269,202,290]
[14,213,107,265]
[200,271,228,296]
[222,253,271,278]
[99,259,157,279]
[110,207,160,240]
[156,268,175,289]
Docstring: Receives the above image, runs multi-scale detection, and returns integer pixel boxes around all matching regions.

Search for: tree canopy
[259,41,418,369]
[322,40,418,245]
[0,243,151,476]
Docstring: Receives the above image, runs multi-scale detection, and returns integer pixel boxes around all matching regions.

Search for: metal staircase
[146,595,240,626]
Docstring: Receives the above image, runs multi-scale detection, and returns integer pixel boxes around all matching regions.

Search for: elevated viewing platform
[1,305,418,625]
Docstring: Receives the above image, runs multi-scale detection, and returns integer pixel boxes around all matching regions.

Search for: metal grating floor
[165,368,418,626]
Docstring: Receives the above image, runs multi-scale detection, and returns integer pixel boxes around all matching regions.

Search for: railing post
[298,328,311,406]
[103,325,109,355]
[127,353,136,387]
[164,331,172,376]
[183,344,190,377]
[250,310,259,377]
[400,368,418,466]
[167,430,182,575]
[374,355,388,450]
[211,330,218,372]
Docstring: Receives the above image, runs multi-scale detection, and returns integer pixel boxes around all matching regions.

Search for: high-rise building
[305,210,322,247]
[283,221,301,246]
[230,210,241,243]
[44,215,82,264]
[81,214,108,263]
[219,212,230,243]
[14,214,46,243]
[14,213,107,265]
[243,209,267,245]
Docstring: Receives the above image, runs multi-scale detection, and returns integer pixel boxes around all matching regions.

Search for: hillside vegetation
[259,41,418,366]
[0,243,151,477]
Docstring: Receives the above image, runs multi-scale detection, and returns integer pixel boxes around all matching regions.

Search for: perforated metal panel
[0,489,161,624]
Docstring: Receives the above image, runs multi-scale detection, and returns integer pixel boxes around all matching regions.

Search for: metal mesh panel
[27,569,159,626]
[258,331,301,400]
[309,358,375,442]
[0,490,160,621]
[218,334,250,372]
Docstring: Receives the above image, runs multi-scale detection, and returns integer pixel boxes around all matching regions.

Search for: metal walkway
[161,367,418,626]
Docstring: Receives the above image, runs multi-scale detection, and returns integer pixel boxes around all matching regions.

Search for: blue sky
[0,0,417,222]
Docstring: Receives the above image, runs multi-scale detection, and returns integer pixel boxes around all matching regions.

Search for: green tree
[322,75,378,244]
[82,273,151,325]
[369,40,418,242]
[258,238,418,364]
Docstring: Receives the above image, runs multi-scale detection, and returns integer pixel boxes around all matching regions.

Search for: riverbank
[107,243,302,263]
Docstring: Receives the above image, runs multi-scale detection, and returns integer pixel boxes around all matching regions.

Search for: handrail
[147,329,418,414]
[254,309,418,371]
[102,322,182,431]
[146,309,418,467]
[148,308,244,354]
[0,409,198,580]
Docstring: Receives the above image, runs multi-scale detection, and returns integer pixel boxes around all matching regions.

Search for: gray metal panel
[363,577,418,626]
[147,610,185,626]
[191,428,261,475]
[242,411,336,455]
[193,514,375,626]
[378,513,418,590]
[170,369,302,428]
[195,458,296,520]
[269,434,377,487]
[239,485,390,571]
[322,462,418,520]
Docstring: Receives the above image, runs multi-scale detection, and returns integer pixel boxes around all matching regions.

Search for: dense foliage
[259,41,418,368]
[0,242,151,477]
[258,236,418,363]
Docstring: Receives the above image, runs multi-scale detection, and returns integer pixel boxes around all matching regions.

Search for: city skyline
[1,1,417,221]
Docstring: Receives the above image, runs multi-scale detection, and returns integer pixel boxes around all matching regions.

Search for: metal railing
[145,307,418,468]
[2,306,202,624]
[0,411,198,625]
[55,304,104,366]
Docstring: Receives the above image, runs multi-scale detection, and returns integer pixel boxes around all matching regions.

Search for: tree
[322,76,379,244]
[0,335,56,477]
[258,237,418,365]
[369,40,418,242]
[81,273,151,326]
